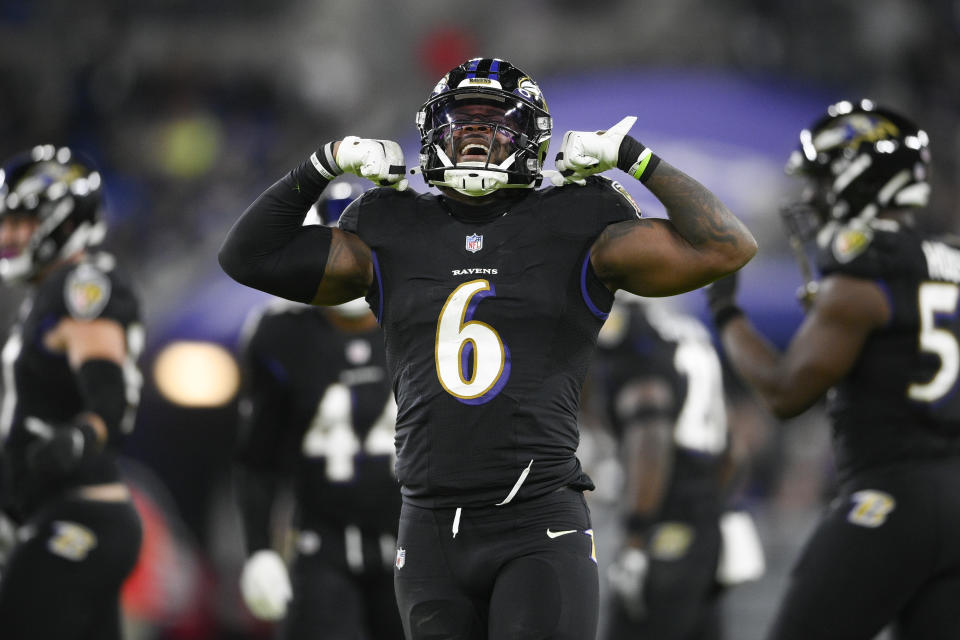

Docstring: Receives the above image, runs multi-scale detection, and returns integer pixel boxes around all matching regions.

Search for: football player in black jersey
[593,297,762,640]
[706,100,960,639]
[0,145,144,639]
[234,186,403,639]
[220,57,757,640]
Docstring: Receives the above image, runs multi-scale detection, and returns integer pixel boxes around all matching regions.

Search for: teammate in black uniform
[706,100,960,639]
[219,58,757,639]
[592,298,733,640]
[235,187,403,639]
[0,145,144,639]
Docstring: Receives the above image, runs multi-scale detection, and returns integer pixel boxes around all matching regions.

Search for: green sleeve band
[631,149,653,181]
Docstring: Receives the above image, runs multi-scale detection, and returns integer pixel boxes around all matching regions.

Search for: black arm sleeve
[235,466,279,553]
[234,315,293,553]
[218,156,333,303]
[76,358,127,446]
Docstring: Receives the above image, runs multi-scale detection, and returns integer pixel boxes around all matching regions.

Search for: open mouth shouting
[459,140,492,163]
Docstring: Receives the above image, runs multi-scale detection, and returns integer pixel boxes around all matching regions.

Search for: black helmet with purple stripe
[416,58,552,196]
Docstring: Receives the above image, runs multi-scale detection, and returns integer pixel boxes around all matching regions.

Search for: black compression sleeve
[76,358,127,444]
[235,466,279,553]
[218,153,334,303]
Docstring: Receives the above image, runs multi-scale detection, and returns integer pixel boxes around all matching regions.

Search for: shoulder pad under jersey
[815,219,917,280]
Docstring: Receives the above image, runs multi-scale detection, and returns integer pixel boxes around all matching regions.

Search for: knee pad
[407,599,482,640]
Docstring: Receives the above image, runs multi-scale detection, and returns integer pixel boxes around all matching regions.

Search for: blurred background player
[0,145,144,639]
[706,100,960,639]
[234,181,403,639]
[587,295,763,640]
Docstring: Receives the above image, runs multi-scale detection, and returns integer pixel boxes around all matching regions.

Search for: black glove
[705,271,744,330]
[26,418,100,480]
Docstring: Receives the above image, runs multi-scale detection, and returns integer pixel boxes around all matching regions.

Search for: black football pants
[767,458,960,640]
[281,524,403,640]
[0,494,142,640]
[394,487,599,640]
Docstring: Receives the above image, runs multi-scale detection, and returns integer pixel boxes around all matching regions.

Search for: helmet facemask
[779,170,834,245]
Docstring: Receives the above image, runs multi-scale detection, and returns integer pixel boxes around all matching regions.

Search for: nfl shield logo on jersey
[465,234,483,253]
[396,547,406,569]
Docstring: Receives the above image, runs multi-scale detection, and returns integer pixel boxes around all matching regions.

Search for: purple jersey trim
[581,251,608,320]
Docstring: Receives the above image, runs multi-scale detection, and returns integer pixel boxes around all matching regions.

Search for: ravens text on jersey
[337,178,637,508]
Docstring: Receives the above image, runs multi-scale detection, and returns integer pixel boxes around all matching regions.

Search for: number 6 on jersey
[436,279,511,404]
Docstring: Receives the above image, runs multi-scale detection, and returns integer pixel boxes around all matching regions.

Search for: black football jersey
[590,302,728,519]
[0,253,143,515]
[236,301,400,531]
[816,221,960,479]
[338,177,641,507]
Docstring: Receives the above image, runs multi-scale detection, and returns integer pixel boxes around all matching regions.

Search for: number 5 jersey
[815,220,960,481]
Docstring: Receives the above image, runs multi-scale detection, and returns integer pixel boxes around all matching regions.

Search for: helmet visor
[422,94,546,166]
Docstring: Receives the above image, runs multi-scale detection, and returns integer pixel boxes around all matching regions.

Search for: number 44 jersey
[237,302,399,532]
[339,178,640,508]
[816,220,960,481]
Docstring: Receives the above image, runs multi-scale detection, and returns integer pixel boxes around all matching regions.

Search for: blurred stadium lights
[152,340,240,407]
[156,111,224,179]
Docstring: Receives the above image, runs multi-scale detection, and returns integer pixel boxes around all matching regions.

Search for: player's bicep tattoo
[596,218,654,245]
[646,164,744,248]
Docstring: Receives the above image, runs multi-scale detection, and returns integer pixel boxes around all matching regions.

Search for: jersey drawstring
[452,459,534,538]
[496,459,533,506]
[452,507,462,538]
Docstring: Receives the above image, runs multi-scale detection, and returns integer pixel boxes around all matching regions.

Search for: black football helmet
[416,57,552,196]
[0,145,105,283]
[783,99,930,237]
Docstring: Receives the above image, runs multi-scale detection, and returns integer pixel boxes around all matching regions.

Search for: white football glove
[335,136,408,191]
[716,510,766,586]
[607,546,649,620]
[554,116,637,185]
[240,549,292,621]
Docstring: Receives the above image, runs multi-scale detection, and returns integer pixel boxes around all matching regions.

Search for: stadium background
[0,0,957,637]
